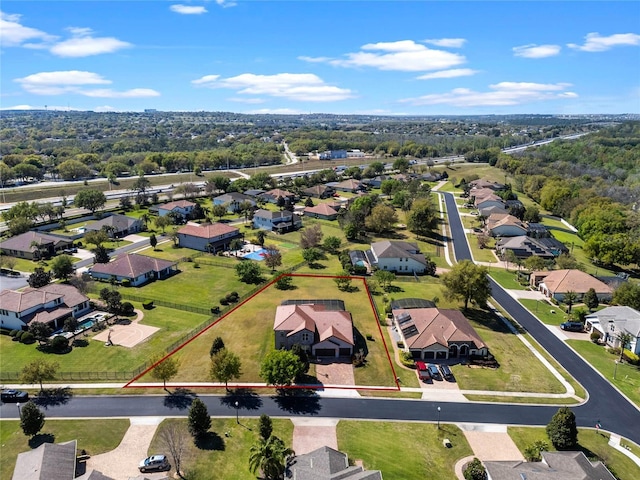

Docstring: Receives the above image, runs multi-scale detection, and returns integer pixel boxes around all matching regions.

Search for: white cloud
[93,105,119,112]
[423,38,467,48]
[0,104,82,111]
[50,27,131,57]
[300,40,466,72]
[192,73,354,102]
[401,82,577,107]
[0,11,57,46]
[15,70,159,98]
[228,97,266,104]
[297,56,333,63]
[513,44,561,58]
[417,68,479,80]
[216,0,237,8]
[568,32,640,52]
[170,4,208,15]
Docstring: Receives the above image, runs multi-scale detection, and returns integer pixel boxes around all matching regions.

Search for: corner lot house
[365,240,427,274]
[530,269,613,303]
[213,192,256,213]
[286,446,382,479]
[274,301,354,358]
[89,253,177,286]
[253,209,302,232]
[0,231,72,260]
[0,284,91,331]
[484,451,615,480]
[12,440,115,480]
[393,307,487,360]
[157,199,196,218]
[177,222,241,253]
[586,306,640,354]
[85,214,143,238]
[303,203,339,220]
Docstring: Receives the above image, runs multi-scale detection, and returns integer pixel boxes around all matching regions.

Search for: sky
[1,0,639,115]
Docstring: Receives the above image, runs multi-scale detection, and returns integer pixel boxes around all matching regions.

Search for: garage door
[315,348,335,357]
[339,348,352,356]
[424,351,435,359]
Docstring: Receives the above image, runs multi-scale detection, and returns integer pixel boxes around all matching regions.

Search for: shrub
[608,347,621,356]
[463,458,486,480]
[9,329,19,337]
[50,335,70,353]
[0,328,12,336]
[15,330,24,339]
[546,407,578,450]
[220,297,229,306]
[20,332,36,344]
[211,306,220,314]
[142,300,154,310]
[623,350,639,365]
[590,332,601,343]
[76,241,83,247]
[397,341,404,348]
[193,262,199,268]
[226,292,239,303]
[365,334,374,341]
[121,302,135,315]
[400,351,415,368]
[121,279,131,287]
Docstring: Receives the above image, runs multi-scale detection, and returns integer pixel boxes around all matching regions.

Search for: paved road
[440,191,640,443]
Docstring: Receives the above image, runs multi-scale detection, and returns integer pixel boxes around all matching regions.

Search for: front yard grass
[466,233,497,262]
[0,419,130,480]
[566,340,640,408]
[489,268,527,290]
[519,298,566,326]
[136,275,397,387]
[451,309,565,394]
[464,394,580,404]
[0,303,209,375]
[148,417,293,480]
[508,426,639,480]
[337,420,472,479]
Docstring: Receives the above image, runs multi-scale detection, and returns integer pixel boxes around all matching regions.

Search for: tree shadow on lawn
[464,308,513,334]
[220,388,263,411]
[33,387,73,408]
[28,433,55,449]
[163,388,196,410]
[195,431,225,451]
[272,389,321,415]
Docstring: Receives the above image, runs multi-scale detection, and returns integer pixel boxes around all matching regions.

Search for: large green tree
[442,260,491,310]
[20,401,46,437]
[21,359,58,392]
[57,159,91,180]
[612,282,640,310]
[210,348,242,391]
[151,356,179,389]
[248,435,294,480]
[407,198,439,237]
[365,204,398,233]
[235,261,263,284]
[74,189,106,214]
[50,254,74,280]
[546,407,578,450]
[259,350,305,387]
[187,398,211,439]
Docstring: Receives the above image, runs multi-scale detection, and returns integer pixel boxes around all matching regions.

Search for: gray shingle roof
[286,446,383,480]
[370,240,427,266]
[85,214,140,233]
[12,440,77,480]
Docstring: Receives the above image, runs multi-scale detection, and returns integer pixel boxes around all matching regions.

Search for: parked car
[139,454,170,473]
[427,364,442,380]
[1,389,29,403]
[560,321,584,332]
[440,364,454,381]
[415,361,431,382]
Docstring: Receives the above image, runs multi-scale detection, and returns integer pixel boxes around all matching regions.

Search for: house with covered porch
[393,307,487,360]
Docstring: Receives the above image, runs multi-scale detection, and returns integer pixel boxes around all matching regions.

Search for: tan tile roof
[304,204,338,216]
[394,308,486,350]
[1,284,88,313]
[90,253,176,279]
[537,269,613,295]
[335,179,362,190]
[264,188,295,198]
[159,200,196,211]
[177,222,239,239]
[26,283,89,308]
[274,304,354,346]
[486,213,526,232]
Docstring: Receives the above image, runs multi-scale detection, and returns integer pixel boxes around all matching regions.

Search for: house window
[302,333,311,342]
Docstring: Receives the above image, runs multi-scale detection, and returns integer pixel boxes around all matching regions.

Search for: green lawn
[520,298,568,326]
[451,309,565,394]
[466,233,497,262]
[489,268,527,290]
[137,275,397,387]
[337,421,472,479]
[0,256,81,273]
[0,419,130,480]
[566,340,640,408]
[508,426,640,480]
[0,302,209,376]
[148,417,293,480]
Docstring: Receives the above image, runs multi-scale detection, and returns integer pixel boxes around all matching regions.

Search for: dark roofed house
[484,451,615,480]
[244,189,266,198]
[334,179,364,193]
[495,236,556,260]
[12,440,115,480]
[0,231,72,260]
[85,214,143,238]
[304,203,339,220]
[177,222,241,253]
[89,253,177,287]
[303,184,334,199]
[286,446,383,479]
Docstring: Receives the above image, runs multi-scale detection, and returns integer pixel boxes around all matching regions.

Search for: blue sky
[1,1,639,114]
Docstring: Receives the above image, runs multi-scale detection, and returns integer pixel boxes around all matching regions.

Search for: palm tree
[248,435,294,480]
[563,290,578,314]
[29,240,43,260]
[616,330,633,363]
[140,213,152,230]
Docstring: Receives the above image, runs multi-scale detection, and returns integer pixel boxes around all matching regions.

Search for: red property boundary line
[125,273,401,392]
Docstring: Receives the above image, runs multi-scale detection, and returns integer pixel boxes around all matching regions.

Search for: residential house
[285,446,383,479]
[471,188,504,210]
[365,240,428,274]
[495,236,556,260]
[0,231,72,260]
[485,213,527,237]
[177,222,241,253]
[303,184,334,199]
[12,440,115,480]
[478,204,508,218]
[253,209,302,233]
[586,306,640,355]
[213,192,256,213]
[85,214,143,238]
[530,269,613,303]
[392,307,488,360]
[89,253,177,287]
[484,451,615,480]
[0,284,91,331]
[303,204,339,221]
[469,179,506,191]
[274,301,354,358]
[157,200,196,219]
[243,189,266,198]
[333,179,364,193]
[259,188,296,205]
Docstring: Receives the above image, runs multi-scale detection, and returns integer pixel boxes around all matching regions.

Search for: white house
[365,240,427,274]
[157,200,196,218]
[0,284,91,331]
[586,306,640,355]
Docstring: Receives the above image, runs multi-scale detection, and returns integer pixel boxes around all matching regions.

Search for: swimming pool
[244,248,268,261]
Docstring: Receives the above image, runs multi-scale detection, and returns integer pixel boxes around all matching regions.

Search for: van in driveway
[560,321,584,332]
[440,364,454,381]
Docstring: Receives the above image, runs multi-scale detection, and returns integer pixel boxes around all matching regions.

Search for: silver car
[139,454,170,473]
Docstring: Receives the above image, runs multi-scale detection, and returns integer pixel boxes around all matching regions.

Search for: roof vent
[520,474,527,480]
